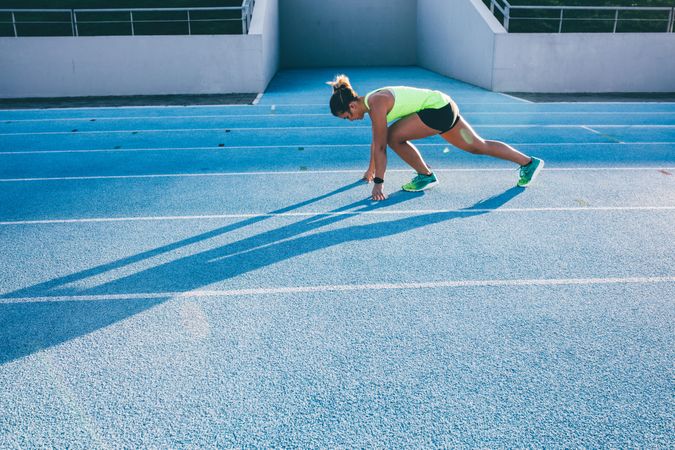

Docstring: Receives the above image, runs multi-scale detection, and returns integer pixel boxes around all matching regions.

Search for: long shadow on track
[1,186,523,364]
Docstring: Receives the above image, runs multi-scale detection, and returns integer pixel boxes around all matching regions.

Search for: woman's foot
[402,172,438,192]
[517,157,544,187]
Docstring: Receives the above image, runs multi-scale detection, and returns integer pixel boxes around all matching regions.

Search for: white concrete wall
[417,0,675,93]
[280,0,416,68]
[417,0,503,90]
[2,0,672,97]
[493,33,675,93]
[250,0,280,91]
[0,0,279,98]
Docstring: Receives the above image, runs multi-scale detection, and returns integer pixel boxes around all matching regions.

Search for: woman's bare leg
[441,116,531,166]
[386,114,439,174]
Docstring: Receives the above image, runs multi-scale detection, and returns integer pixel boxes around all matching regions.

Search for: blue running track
[1,67,674,447]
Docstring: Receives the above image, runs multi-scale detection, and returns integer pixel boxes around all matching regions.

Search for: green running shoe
[402,172,438,192]
[517,157,544,187]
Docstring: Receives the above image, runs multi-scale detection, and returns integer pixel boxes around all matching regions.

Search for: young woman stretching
[327,74,544,201]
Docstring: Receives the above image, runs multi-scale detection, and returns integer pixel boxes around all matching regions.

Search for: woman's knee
[387,132,406,148]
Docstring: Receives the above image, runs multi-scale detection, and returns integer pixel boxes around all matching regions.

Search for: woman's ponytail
[327,74,358,116]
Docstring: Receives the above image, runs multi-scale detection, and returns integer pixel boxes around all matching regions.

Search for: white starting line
[2,276,674,304]
[1,206,675,226]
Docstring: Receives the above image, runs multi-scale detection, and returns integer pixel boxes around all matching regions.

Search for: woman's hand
[362,169,375,182]
[371,183,387,201]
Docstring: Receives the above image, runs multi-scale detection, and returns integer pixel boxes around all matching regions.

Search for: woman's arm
[368,95,389,200]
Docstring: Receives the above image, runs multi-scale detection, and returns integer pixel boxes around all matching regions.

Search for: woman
[327,74,544,201]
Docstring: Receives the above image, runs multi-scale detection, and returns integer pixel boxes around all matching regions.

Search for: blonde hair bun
[326,74,352,93]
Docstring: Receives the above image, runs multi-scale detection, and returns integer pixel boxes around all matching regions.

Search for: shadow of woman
[3,180,366,300]
[0,181,364,364]
[0,186,523,364]
[84,186,525,295]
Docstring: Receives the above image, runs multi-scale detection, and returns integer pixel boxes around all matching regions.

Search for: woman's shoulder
[364,90,393,119]
[367,87,396,102]
[366,88,394,109]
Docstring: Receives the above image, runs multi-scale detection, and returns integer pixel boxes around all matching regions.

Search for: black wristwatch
[373,177,384,184]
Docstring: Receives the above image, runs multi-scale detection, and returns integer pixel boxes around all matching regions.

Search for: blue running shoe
[517,157,544,187]
[402,172,438,192]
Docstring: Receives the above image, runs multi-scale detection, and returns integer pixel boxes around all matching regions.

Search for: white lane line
[200,102,675,106]
[533,101,675,105]
[251,93,264,105]
[2,141,674,155]
[2,206,675,226]
[2,276,674,304]
[3,102,568,113]
[0,146,218,155]
[581,125,603,135]
[0,105,246,113]
[2,114,332,123]
[2,124,675,136]
[581,125,626,144]
[498,93,533,103]
[0,170,374,182]
[4,100,668,112]
[3,111,675,123]
[1,167,673,183]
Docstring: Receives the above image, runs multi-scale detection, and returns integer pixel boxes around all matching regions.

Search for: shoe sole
[518,160,544,187]
[402,180,439,192]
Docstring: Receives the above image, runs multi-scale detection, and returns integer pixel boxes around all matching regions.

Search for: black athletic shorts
[416,100,460,134]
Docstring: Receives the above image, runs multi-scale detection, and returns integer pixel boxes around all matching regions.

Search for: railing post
[248,0,255,33]
[613,9,619,33]
[668,7,674,32]
[73,10,79,36]
[70,9,75,36]
[187,10,191,35]
[241,0,248,34]
[130,10,135,36]
[490,0,495,14]
[558,9,563,33]
[504,5,510,31]
[11,11,17,37]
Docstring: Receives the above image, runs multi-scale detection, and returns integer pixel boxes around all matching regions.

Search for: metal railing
[488,0,675,33]
[0,1,256,37]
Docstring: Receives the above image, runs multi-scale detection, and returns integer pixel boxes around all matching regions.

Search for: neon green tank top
[365,86,452,123]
